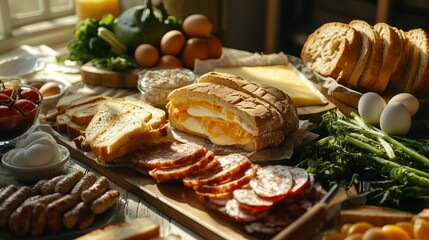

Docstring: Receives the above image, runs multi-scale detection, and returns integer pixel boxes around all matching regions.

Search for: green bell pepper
[113,0,181,53]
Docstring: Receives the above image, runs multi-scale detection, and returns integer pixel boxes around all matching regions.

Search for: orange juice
[75,0,119,21]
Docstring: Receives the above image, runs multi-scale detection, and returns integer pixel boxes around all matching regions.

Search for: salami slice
[149,151,215,182]
[131,142,207,169]
[233,189,274,214]
[224,199,267,222]
[196,167,256,194]
[183,154,252,188]
[249,165,294,201]
[289,167,309,196]
[244,212,293,235]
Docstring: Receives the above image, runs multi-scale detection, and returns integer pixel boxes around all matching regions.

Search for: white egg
[388,93,419,116]
[24,143,55,167]
[10,149,28,167]
[358,92,386,125]
[380,102,411,136]
[16,131,55,148]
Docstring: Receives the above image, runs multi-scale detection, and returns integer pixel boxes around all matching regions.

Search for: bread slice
[75,217,160,240]
[348,20,373,88]
[405,28,429,95]
[197,71,299,135]
[300,22,354,78]
[56,113,86,139]
[95,100,168,162]
[351,20,383,91]
[372,23,402,93]
[340,205,414,227]
[337,26,362,86]
[389,28,411,83]
[90,109,152,161]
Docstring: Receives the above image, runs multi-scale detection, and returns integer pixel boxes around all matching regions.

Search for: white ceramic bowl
[1,144,69,182]
[0,56,46,78]
[26,79,66,114]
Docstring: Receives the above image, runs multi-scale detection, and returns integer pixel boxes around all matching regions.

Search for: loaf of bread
[301,20,429,97]
[167,72,299,152]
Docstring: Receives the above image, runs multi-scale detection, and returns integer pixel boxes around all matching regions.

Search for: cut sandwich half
[167,80,298,152]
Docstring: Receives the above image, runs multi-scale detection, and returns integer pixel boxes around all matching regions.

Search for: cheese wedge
[214,65,325,107]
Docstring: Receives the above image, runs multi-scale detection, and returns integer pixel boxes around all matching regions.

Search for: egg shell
[204,35,223,59]
[16,131,55,148]
[181,38,210,69]
[39,82,61,97]
[183,14,212,37]
[358,92,386,125]
[11,150,27,167]
[160,30,186,55]
[388,93,419,116]
[24,143,55,167]
[134,44,159,67]
[156,55,183,68]
[380,102,411,136]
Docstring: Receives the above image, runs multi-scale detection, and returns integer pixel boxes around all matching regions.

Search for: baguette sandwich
[166,72,299,152]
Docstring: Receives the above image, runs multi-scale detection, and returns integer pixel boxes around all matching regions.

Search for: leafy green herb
[300,110,429,210]
[58,14,136,71]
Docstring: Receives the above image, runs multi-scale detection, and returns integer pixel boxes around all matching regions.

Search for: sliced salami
[249,165,294,201]
[233,189,274,214]
[224,199,267,222]
[289,167,309,196]
[183,154,252,188]
[131,142,207,169]
[149,151,215,182]
[196,167,256,194]
[244,212,293,235]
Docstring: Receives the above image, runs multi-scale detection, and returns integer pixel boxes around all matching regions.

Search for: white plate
[0,56,45,77]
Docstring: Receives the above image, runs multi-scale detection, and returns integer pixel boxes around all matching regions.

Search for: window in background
[0,0,76,53]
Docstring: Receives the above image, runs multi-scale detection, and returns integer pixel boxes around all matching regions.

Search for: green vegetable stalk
[300,110,429,209]
[113,0,181,52]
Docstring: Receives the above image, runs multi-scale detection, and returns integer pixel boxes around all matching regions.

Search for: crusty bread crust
[301,22,352,78]
[372,23,402,93]
[197,71,299,135]
[348,20,373,88]
[350,20,383,91]
[405,28,429,95]
[168,83,284,136]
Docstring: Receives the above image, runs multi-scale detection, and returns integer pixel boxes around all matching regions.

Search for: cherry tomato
[13,99,37,113]
[362,228,389,240]
[0,105,19,131]
[0,93,10,102]
[21,88,42,103]
[1,88,15,98]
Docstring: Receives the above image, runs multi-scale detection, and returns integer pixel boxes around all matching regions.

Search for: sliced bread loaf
[371,23,402,93]
[405,28,429,95]
[301,22,354,78]
[347,20,372,88]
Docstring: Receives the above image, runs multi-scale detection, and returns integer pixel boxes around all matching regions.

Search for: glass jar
[137,68,195,108]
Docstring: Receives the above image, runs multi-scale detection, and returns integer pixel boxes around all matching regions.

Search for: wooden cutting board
[80,62,141,89]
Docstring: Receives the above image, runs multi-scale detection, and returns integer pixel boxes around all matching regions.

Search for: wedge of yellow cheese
[214,65,326,107]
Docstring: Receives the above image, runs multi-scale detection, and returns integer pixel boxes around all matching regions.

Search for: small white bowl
[27,79,66,114]
[1,144,69,182]
[0,56,45,78]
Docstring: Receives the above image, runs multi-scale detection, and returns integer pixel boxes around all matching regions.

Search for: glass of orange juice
[75,0,119,21]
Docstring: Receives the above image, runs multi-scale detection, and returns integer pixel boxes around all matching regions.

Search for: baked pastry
[167,72,299,152]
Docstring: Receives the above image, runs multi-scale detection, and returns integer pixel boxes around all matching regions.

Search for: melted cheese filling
[171,100,254,146]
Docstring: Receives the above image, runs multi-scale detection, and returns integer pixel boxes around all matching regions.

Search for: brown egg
[160,30,186,55]
[205,35,223,59]
[156,55,183,68]
[39,82,61,97]
[181,38,210,69]
[134,44,159,67]
[183,14,212,38]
